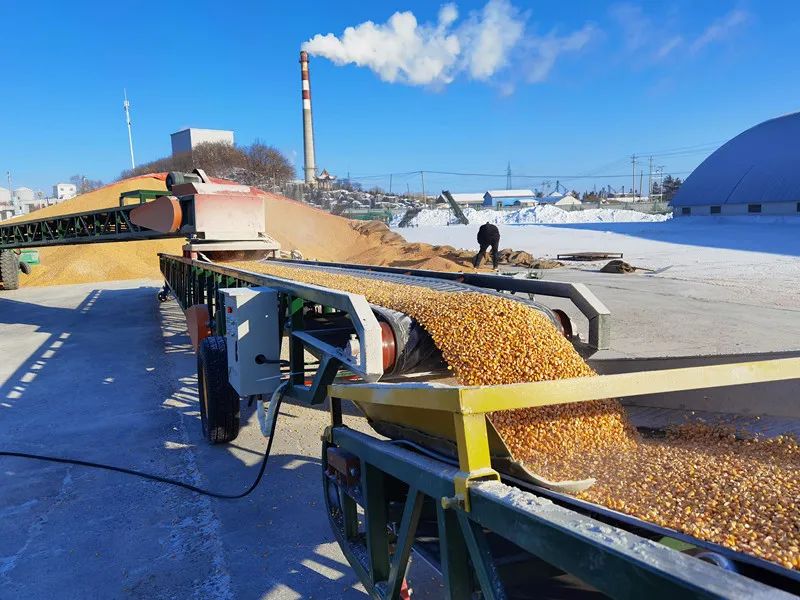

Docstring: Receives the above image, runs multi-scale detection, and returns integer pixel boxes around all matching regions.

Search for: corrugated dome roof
[672,111,800,206]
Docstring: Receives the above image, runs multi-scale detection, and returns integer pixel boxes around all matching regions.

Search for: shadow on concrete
[521,216,800,257]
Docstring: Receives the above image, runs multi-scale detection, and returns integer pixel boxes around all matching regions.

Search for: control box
[221,287,281,397]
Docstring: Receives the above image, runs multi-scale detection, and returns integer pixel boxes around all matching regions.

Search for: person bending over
[473,222,500,269]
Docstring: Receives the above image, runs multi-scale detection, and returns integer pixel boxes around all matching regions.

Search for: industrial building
[672,111,800,216]
[437,192,484,207]
[53,183,77,200]
[170,128,234,156]
[483,189,536,207]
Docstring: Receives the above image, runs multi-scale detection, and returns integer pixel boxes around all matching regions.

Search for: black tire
[18,260,32,275]
[0,250,20,290]
[197,336,240,443]
[157,291,168,303]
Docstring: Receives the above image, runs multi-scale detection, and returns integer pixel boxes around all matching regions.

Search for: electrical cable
[0,388,285,500]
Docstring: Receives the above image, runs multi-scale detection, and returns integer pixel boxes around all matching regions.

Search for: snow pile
[392,205,671,227]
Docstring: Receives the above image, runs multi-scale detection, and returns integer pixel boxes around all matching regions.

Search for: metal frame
[159,254,385,383]
[330,357,800,511]
[269,257,612,350]
[325,426,793,600]
[0,204,186,249]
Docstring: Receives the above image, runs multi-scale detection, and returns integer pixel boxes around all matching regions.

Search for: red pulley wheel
[380,322,397,372]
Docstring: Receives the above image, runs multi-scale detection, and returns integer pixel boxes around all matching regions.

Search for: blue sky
[1,0,799,195]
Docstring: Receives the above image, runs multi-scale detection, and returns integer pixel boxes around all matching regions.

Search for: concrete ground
[516,267,800,358]
[0,280,441,599]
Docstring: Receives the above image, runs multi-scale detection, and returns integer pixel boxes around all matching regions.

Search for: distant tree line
[69,174,104,194]
[118,141,295,186]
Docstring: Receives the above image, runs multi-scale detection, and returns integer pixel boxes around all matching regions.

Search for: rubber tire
[157,291,168,303]
[197,336,240,443]
[18,260,32,275]
[0,250,20,290]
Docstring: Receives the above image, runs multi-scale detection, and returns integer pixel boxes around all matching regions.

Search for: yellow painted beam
[459,358,800,414]
[329,383,462,412]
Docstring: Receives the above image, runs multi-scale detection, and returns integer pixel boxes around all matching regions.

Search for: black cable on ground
[0,392,283,500]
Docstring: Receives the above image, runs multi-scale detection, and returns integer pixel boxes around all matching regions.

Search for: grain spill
[233,261,800,570]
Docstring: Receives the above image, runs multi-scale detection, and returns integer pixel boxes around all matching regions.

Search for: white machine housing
[222,287,281,396]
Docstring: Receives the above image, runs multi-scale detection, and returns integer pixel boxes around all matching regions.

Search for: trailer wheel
[0,250,20,290]
[18,260,32,275]
[197,336,240,443]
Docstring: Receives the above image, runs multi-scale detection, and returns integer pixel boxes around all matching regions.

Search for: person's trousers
[473,243,499,268]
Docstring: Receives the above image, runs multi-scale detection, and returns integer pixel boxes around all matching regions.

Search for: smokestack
[300,50,316,185]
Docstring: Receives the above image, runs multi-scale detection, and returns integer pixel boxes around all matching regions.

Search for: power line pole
[7,171,17,214]
[389,173,393,194]
[639,170,643,202]
[648,156,653,201]
[420,171,426,204]
[506,161,512,190]
[123,89,135,169]
[631,154,637,201]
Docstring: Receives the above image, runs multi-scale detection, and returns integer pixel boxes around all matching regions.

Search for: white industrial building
[0,186,10,205]
[672,112,800,216]
[53,182,77,200]
[171,128,235,155]
[483,189,537,207]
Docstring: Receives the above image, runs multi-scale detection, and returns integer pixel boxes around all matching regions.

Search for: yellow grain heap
[233,261,800,571]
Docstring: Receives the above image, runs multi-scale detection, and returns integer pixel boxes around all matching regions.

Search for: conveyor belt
[260,258,565,328]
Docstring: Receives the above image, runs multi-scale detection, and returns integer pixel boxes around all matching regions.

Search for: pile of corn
[233,261,799,570]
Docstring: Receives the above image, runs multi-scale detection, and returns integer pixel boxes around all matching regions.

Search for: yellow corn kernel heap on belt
[233,261,800,570]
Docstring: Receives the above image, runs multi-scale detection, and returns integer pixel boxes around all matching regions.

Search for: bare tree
[246,140,295,184]
[69,174,104,193]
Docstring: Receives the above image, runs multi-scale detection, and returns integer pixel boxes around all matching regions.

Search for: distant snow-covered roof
[442,192,485,203]
[485,189,535,198]
[673,111,800,206]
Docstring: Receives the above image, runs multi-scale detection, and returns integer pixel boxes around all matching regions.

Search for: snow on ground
[395,216,800,309]
[392,205,670,227]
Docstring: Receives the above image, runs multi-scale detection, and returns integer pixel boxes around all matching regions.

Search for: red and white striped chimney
[300,50,317,185]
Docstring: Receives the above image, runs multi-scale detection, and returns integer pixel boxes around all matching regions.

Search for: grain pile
[233,261,800,570]
[13,175,499,288]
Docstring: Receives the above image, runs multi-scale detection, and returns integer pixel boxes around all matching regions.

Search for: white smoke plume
[302,1,593,90]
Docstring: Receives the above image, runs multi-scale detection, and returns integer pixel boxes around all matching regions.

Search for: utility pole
[420,171,426,204]
[389,173,393,194]
[639,170,643,202]
[506,161,512,190]
[7,171,17,215]
[631,154,637,201]
[123,89,135,169]
[657,166,665,202]
[648,156,653,201]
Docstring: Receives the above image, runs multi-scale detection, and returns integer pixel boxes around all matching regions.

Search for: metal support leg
[363,464,390,584]
[457,512,507,600]
[437,504,473,600]
[386,488,424,599]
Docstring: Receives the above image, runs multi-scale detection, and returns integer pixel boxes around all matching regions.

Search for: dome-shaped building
[672,112,800,216]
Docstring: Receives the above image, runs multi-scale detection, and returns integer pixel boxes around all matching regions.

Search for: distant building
[171,128,235,156]
[437,192,484,207]
[672,112,800,216]
[483,189,536,207]
[315,168,336,190]
[0,204,14,221]
[0,186,10,205]
[53,182,77,200]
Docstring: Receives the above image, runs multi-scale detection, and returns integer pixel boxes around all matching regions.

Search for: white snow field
[395,215,800,310]
[392,205,671,227]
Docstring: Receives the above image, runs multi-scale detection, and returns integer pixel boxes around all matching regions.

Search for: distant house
[437,192,484,207]
[483,189,536,207]
[53,183,77,200]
